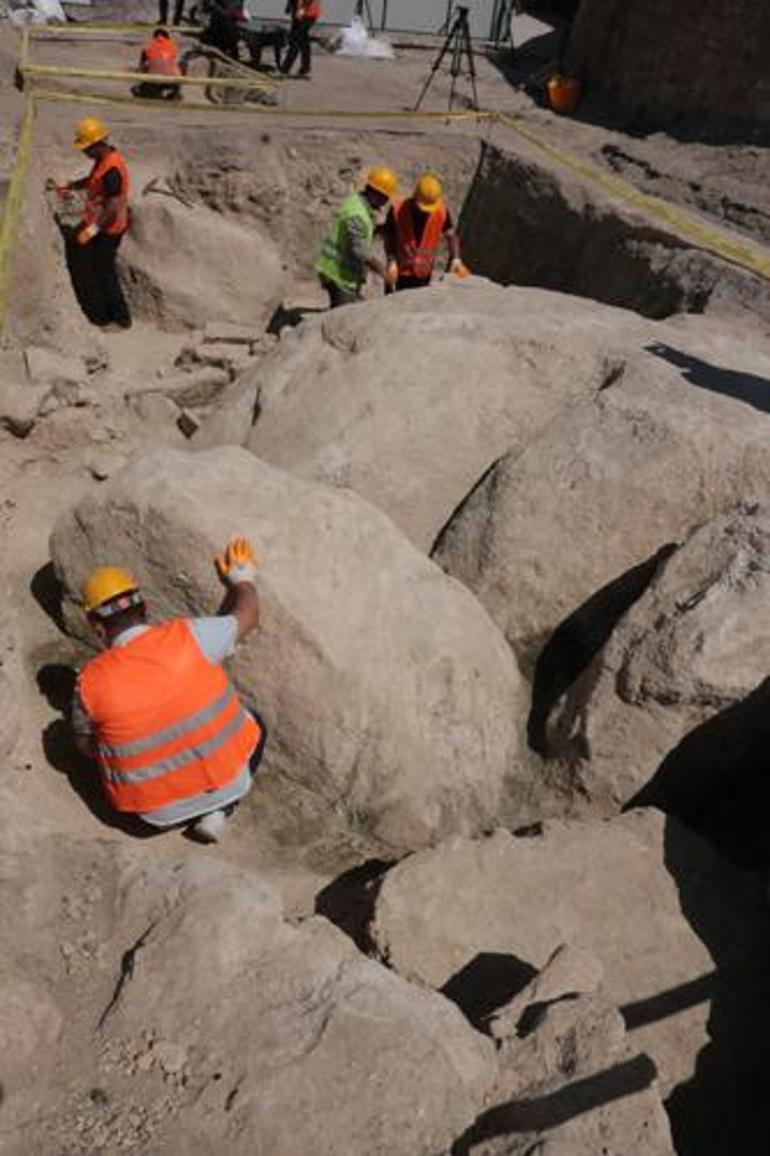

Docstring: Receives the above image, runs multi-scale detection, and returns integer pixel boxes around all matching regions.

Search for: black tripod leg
[414,24,456,110]
[463,24,479,109]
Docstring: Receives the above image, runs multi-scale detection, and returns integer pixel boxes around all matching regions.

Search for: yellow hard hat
[81,566,139,614]
[415,173,444,213]
[365,166,399,199]
[73,117,109,151]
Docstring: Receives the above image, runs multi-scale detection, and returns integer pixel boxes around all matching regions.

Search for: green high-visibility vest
[315,193,374,294]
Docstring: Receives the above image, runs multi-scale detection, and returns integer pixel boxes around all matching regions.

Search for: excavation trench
[15,117,770,347]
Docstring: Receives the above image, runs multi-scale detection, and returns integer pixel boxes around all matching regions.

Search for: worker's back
[79,619,259,812]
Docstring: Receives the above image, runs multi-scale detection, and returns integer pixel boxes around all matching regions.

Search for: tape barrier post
[0,96,36,339]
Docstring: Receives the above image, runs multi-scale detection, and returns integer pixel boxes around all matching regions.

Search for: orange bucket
[547,74,581,115]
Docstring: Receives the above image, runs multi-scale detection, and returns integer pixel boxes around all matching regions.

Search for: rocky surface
[433,354,769,682]
[91,855,497,1156]
[545,505,770,819]
[50,446,524,856]
[473,993,676,1156]
[239,282,652,551]
[371,808,763,1098]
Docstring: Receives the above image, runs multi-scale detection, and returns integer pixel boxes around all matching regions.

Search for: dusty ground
[0,16,769,1154]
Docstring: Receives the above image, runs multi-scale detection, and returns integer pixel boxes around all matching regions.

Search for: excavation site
[1,2,769,1154]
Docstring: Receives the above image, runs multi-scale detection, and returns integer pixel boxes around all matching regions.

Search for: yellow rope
[0,96,37,338]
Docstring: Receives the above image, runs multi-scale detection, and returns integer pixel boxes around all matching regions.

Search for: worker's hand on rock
[450,258,470,278]
[385,261,399,289]
[215,537,258,586]
[76,223,99,246]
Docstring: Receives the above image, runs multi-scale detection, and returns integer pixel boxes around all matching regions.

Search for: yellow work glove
[450,257,470,278]
[385,260,399,289]
[215,537,258,586]
[76,223,99,246]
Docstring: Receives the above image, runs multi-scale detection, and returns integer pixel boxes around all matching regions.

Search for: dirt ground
[0,19,769,1151]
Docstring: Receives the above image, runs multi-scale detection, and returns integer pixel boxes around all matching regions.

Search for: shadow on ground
[449,1053,657,1153]
[631,678,770,868]
[315,858,393,954]
[646,343,770,416]
[441,951,538,1030]
[661,816,770,1156]
[527,543,676,755]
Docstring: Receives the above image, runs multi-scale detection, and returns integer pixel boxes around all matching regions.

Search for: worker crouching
[316,166,399,308]
[72,538,266,844]
[384,173,469,291]
[134,27,183,101]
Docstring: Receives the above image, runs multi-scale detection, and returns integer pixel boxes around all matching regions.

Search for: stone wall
[565,0,770,130]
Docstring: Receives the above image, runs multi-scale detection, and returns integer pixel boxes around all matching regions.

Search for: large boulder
[234,281,652,551]
[50,447,524,855]
[371,808,763,1098]
[85,855,497,1156]
[123,194,285,329]
[547,505,770,820]
[432,355,769,679]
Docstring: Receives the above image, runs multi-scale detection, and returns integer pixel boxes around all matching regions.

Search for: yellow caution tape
[32,84,490,122]
[0,96,36,338]
[496,112,770,282]
[29,22,202,36]
[23,62,276,93]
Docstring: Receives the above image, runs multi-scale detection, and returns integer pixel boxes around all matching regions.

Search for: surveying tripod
[414,5,479,112]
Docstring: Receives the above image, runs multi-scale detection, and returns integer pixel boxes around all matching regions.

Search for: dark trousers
[396,274,432,291]
[320,277,358,309]
[88,233,131,327]
[281,17,313,75]
[159,0,185,24]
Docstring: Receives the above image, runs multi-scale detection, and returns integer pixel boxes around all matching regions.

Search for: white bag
[334,14,395,59]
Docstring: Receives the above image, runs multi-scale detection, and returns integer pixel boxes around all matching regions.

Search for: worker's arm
[219,581,259,642]
[215,537,260,643]
[92,167,123,233]
[345,215,388,281]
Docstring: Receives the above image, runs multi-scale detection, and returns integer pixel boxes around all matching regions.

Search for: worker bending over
[281,0,321,78]
[72,538,266,844]
[135,27,183,100]
[384,173,469,291]
[316,166,399,308]
[58,117,132,329]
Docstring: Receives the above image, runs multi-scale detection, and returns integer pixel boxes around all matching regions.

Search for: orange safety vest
[393,197,447,281]
[79,620,261,813]
[297,0,320,19]
[83,148,130,236]
[142,36,182,76]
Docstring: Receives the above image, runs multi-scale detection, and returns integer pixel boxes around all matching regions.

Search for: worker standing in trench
[55,118,132,330]
[70,539,266,844]
[384,173,469,292]
[315,166,399,308]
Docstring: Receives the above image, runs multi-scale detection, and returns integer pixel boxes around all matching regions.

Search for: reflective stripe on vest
[315,192,373,293]
[393,198,447,280]
[143,38,182,76]
[79,619,261,813]
[83,148,130,236]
